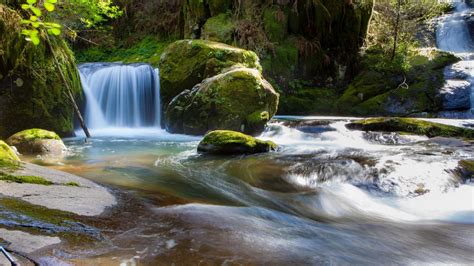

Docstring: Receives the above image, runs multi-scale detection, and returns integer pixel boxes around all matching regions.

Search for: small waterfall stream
[78,63,161,130]
[436,2,474,116]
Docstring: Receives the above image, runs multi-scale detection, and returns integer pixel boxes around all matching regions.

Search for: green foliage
[20,0,60,45]
[279,87,339,115]
[366,0,452,58]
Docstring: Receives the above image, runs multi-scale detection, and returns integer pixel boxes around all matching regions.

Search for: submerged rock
[165,68,279,135]
[159,39,262,109]
[197,130,277,155]
[7,128,67,156]
[346,118,474,139]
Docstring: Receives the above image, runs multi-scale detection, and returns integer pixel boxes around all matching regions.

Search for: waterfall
[436,2,474,117]
[78,63,161,129]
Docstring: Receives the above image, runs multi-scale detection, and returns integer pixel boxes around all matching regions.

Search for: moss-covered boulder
[7,129,67,156]
[165,68,279,135]
[0,140,20,169]
[346,118,474,139]
[197,130,277,155]
[337,48,459,116]
[0,5,82,138]
[159,39,262,109]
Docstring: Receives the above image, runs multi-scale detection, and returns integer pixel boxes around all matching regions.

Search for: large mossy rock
[337,48,459,116]
[165,68,279,135]
[0,5,82,138]
[346,118,474,139]
[159,39,262,109]
[7,129,67,156]
[0,140,20,168]
[197,130,277,155]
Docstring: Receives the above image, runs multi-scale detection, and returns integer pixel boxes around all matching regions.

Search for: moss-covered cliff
[0,4,82,138]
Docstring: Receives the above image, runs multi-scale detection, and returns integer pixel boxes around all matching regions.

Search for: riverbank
[0,160,116,263]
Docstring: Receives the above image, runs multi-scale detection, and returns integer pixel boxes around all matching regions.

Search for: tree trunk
[45,35,91,138]
[391,0,402,61]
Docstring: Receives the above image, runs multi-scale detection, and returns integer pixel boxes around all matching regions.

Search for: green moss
[263,6,288,43]
[0,172,53,185]
[202,13,235,44]
[8,128,60,142]
[459,160,474,173]
[198,130,277,154]
[261,37,299,82]
[346,118,474,139]
[64,182,80,187]
[0,197,75,226]
[75,36,173,67]
[0,140,20,170]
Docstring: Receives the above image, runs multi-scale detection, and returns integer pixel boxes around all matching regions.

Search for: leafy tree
[20,0,61,45]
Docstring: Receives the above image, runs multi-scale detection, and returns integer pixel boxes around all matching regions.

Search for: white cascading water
[436,1,474,116]
[78,63,161,130]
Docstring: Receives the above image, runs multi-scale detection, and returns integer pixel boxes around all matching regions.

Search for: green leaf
[45,22,61,28]
[21,4,29,10]
[48,28,61,36]
[26,0,36,4]
[44,2,55,12]
[32,22,41,28]
[30,6,42,16]
[46,0,58,3]
[31,35,40,45]
[30,15,38,21]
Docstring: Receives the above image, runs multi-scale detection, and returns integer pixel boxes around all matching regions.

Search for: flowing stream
[29,116,472,265]
[437,2,474,116]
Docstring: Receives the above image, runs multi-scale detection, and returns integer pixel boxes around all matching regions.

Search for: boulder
[346,118,474,139]
[165,68,279,135]
[159,39,262,109]
[197,130,277,155]
[7,129,67,156]
[0,5,82,138]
